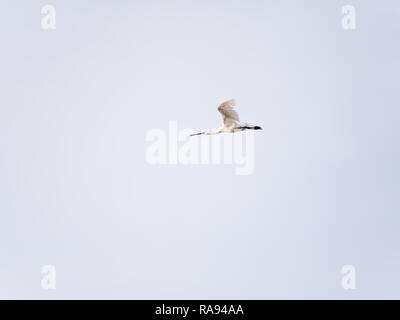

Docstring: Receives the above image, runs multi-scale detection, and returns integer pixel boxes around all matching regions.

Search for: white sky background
[0,0,399,298]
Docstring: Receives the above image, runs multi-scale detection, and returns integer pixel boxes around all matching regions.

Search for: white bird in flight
[190,99,262,136]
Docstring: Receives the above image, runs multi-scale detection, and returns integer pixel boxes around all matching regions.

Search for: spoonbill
[190,99,262,136]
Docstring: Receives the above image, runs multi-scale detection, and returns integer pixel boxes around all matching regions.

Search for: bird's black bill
[236,126,262,130]
[190,132,203,136]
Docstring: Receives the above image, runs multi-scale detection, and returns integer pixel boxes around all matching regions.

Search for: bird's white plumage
[190,99,262,136]
[217,99,240,128]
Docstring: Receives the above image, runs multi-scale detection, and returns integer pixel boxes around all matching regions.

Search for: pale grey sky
[0,0,399,299]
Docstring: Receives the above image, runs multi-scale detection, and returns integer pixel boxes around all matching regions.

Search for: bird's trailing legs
[190,132,204,136]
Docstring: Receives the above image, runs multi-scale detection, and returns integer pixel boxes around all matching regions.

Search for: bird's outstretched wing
[217,99,240,127]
